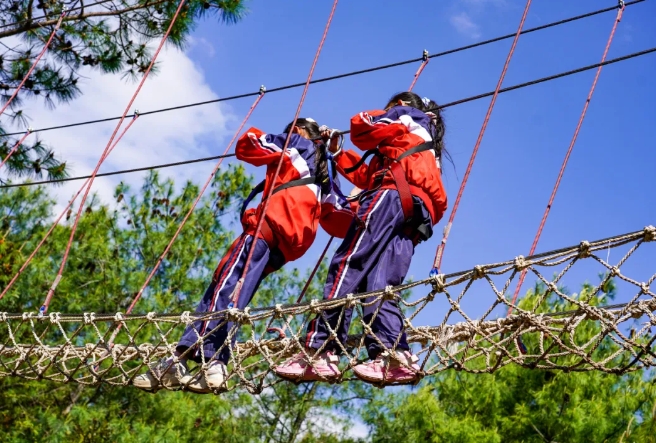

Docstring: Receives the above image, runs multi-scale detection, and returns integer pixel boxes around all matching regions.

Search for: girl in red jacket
[134,118,354,393]
[275,92,449,385]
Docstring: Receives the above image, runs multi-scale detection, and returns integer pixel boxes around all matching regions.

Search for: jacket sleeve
[235,127,294,167]
[334,149,370,189]
[349,109,407,151]
[319,175,356,238]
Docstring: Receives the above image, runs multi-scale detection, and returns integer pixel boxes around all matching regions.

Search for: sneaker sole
[352,369,420,386]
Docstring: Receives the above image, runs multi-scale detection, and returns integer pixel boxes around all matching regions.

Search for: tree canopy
[0,0,247,183]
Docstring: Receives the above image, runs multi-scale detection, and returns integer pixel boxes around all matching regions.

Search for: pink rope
[124,91,266,316]
[0,116,139,302]
[39,0,189,315]
[230,0,340,309]
[0,11,66,117]
[0,130,33,169]
[507,3,626,315]
[408,50,429,92]
[432,0,533,274]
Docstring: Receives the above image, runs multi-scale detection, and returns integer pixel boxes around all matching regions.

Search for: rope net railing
[0,226,654,393]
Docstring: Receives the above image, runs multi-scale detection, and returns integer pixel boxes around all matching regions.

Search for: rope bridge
[1,226,654,394]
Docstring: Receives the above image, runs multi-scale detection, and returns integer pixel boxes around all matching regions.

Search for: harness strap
[389,161,415,222]
[240,176,317,218]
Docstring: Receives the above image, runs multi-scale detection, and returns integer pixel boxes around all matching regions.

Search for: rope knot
[83,313,96,324]
[48,312,61,324]
[578,241,591,258]
[430,273,445,293]
[514,255,529,271]
[641,283,650,295]
[114,312,124,322]
[383,286,396,300]
[309,299,321,314]
[273,304,283,318]
[22,312,32,320]
[146,312,157,322]
[472,265,486,280]
[0,312,7,322]
[344,294,355,308]
[180,311,193,324]
[644,225,656,242]
[610,266,621,277]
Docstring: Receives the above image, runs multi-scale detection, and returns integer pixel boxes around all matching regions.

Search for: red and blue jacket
[334,106,448,225]
[236,127,355,263]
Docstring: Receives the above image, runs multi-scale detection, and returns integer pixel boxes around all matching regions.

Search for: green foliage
[0,166,371,442]
[0,0,247,182]
[362,282,656,443]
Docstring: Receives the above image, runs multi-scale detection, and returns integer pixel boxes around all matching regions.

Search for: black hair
[283,118,333,185]
[385,92,453,170]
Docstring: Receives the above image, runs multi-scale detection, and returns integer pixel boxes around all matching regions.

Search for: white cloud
[450,12,481,39]
[6,44,236,215]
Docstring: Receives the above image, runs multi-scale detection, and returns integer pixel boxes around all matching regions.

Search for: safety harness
[343,141,437,244]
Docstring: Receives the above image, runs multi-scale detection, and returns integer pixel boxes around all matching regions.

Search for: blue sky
[178,0,656,325]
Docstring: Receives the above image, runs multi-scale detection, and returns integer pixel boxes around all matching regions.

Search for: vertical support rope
[230,0,340,309]
[0,11,67,117]
[38,0,189,316]
[0,129,33,169]
[124,89,267,316]
[431,0,533,275]
[408,50,429,91]
[0,116,140,301]
[507,2,626,315]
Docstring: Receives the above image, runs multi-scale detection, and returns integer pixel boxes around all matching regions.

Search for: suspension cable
[4,45,653,190]
[2,0,646,138]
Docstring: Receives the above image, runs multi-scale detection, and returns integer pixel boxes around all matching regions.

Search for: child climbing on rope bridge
[134,118,355,393]
[274,92,449,385]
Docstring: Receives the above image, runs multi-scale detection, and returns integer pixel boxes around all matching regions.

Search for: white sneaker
[133,358,190,391]
[185,360,228,393]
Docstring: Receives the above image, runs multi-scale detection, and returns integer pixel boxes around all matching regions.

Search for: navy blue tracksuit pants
[304,189,431,359]
[177,233,274,363]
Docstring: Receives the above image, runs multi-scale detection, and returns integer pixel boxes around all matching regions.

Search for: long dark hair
[385,91,453,169]
[283,118,332,184]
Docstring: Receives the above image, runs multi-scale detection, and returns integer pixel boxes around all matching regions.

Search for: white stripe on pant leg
[211,235,250,310]
[199,235,250,341]
[308,190,389,348]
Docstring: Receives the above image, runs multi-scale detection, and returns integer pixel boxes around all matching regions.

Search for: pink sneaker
[273,350,341,382]
[352,350,421,385]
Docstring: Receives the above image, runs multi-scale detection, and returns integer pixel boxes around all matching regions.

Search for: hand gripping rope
[0,10,67,117]
[37,0,190,316]
[229,0,340,310]
[431,0,534,277]
[507,0,627,316]
[266,47,433,339]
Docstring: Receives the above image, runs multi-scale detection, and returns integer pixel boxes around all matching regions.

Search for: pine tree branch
[0,0,170,39]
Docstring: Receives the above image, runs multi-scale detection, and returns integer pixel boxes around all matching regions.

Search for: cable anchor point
[618,0,625,8]
[133,110,140,119]
[422,49,429,61]
[259,85,266,95]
